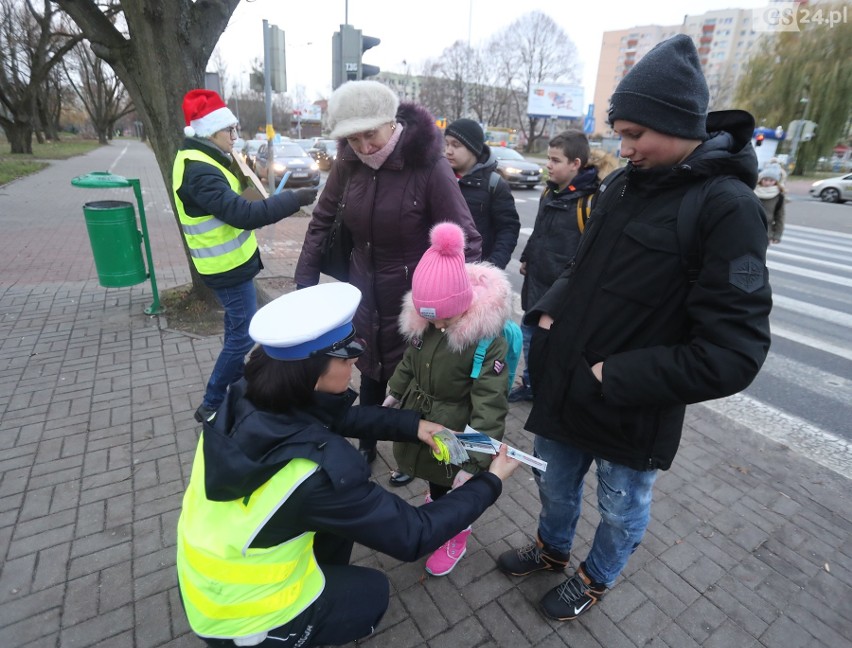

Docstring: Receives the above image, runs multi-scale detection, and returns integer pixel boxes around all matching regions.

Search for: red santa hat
[182,89,238,138]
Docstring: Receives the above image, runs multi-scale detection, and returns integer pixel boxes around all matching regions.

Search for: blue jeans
[520,322,535,386]
[533,436,658,587]
[202,280,257,410]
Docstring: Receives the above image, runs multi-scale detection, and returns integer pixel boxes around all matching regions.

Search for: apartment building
[593,8,762,137]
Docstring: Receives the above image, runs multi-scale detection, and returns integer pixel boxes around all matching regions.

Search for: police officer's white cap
[249,283,364,361]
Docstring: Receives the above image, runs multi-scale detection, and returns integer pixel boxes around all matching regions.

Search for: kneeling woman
[176,283,518,648]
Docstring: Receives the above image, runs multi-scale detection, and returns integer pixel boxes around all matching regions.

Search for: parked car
[242,139,264,171]
[491,146,543,189]
[253,142,321,189]
[307,139,338,171]
[809,173,852,203]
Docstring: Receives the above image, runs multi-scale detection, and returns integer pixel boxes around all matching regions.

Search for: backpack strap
[677,175,731,284]
[470,337,495,380]
[576,194,593,233]
[488,171,500,194]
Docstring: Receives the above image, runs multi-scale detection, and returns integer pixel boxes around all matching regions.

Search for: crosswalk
[508,223,852,479]
[703,224,852,478]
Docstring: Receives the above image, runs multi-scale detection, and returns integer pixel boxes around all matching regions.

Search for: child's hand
[416,420,446,453]
[452,470,473,489]
[382,394,400,408]
[488,444,521,481]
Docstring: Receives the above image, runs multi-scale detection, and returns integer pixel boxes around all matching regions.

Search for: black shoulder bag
[319,171,353,282]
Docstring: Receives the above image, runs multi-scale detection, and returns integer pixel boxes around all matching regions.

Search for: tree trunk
[57,0,241,301]
[5,122,35,154]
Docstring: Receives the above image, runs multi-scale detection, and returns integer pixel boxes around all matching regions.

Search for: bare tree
[0,0,81,153]
[489,11,580,151]
[63,40,134,144]
[55,0,241,300]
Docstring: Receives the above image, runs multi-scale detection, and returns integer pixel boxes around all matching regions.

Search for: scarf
[354,122,404,170]
[754,185,780,200]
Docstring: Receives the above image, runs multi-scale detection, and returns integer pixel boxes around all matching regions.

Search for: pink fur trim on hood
[398,262,513,352]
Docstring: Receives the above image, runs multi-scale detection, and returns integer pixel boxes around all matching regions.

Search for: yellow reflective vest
[172,149,259,275]
[176,438,325,640]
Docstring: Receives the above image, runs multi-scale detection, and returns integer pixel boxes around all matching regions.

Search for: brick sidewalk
[0,140,850,647]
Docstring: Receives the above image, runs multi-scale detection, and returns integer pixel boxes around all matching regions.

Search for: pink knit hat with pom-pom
[412,222,473,320]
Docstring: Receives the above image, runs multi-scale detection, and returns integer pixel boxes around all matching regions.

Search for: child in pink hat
[384,222,515,576]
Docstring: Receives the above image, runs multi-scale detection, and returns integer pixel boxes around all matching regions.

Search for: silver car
[810,173,852,203]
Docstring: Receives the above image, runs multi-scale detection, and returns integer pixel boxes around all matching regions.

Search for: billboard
[527,84,584,119]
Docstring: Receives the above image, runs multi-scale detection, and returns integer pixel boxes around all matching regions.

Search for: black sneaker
[508,384,533,403]
[497,535,570,576]
[539,562,607,621]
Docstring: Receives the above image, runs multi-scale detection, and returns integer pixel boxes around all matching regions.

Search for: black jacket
[200,381,502,560]
[519,167,600,310]
[175,137,302,288]
[524,110,772,471]
[457,146,520,269]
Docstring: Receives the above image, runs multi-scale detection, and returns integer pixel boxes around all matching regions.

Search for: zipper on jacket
[404,265,409,281]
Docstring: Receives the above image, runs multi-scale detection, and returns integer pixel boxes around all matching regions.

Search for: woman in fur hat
[295,81,482,468]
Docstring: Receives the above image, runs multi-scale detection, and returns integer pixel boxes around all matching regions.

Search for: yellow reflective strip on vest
[180,534,312,585]
[182,217,229,236]
[189,229,253,259]
[182,552,320,620]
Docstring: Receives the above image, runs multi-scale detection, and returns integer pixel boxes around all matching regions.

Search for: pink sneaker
[425,527,472,576]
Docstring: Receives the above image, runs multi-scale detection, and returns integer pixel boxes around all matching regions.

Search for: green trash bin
[82,199,147,287]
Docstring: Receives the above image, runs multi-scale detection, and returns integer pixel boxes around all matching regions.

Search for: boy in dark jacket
[497,35,772,622]
[509,130,599,402]
[444,118,520,269]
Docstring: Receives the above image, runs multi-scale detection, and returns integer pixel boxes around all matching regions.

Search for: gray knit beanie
[328,80,400,138]
[445,118,485,157]
[607,34,709,140]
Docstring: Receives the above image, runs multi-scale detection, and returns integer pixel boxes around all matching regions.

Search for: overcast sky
[214,0,771,108]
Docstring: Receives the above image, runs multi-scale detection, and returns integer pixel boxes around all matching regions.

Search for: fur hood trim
[398,263,512,352]
[337,101,443,168]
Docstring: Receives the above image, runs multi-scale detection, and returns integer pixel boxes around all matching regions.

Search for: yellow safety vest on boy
[172,149,259,276]
[176,439,325,640]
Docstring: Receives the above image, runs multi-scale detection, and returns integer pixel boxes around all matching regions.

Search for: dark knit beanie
[445,118,485,157]
[607,34,709,140]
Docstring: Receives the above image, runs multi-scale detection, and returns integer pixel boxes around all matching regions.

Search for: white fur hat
[328,80,399,138]
[182,89,238,138]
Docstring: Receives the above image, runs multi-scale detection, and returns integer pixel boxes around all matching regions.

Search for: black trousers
[357,375,387,452]
[199,533,389,647]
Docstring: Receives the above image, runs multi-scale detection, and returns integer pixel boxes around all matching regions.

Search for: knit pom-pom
[429,222,466,256]
[184,126,196,137]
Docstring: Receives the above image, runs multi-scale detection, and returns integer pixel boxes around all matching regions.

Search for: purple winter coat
[295,103,482,383]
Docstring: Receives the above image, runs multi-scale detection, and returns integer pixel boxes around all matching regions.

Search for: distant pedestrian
[756,166,786,244]
[172,89,317,424]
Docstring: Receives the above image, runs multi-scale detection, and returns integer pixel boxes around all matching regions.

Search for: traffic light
[360,34,380,79]
[332,24,381,89]
[755,133,764,147]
